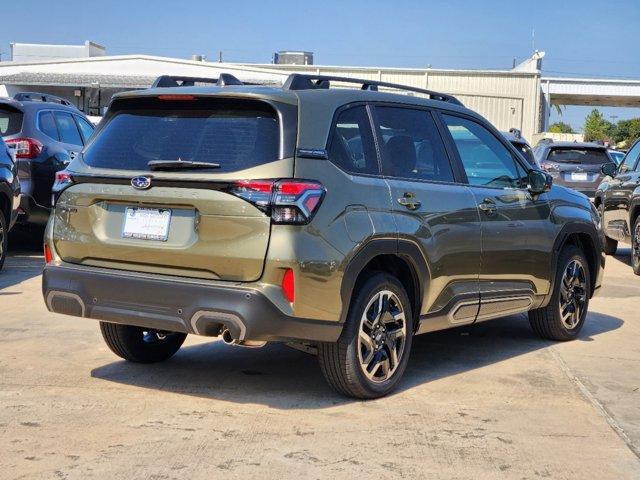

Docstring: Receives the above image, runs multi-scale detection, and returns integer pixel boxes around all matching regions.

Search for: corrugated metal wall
[260,64,541,141]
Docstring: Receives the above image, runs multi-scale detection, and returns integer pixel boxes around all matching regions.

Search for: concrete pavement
[0,247,639,479]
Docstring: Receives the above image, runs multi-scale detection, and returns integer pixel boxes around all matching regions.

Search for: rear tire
[598,202,617,255]
[0,212,6,272]
[529,246,590,341]
[631,216,640,276]
[99,322,187,363]
[318,272,413,399]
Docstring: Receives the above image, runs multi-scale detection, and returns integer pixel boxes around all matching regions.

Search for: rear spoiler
[151,74,245,88]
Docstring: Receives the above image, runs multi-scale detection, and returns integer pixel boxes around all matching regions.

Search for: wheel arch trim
[546,221,603,304]
[339,237,429,324]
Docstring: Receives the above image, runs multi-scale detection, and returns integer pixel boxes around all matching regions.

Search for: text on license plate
[571,172,588,181]
[122,207,172,241]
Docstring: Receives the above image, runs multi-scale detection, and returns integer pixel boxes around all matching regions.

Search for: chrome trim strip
[190,310,246,339]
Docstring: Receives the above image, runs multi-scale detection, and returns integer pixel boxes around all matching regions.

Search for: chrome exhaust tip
[221,327,266,348]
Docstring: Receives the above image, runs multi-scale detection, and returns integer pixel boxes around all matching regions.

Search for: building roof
[0,72,156,88]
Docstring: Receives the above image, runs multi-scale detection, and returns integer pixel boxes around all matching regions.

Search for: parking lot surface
[1,245,639,479]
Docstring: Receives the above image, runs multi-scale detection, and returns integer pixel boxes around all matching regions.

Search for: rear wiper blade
[147,159,220,170]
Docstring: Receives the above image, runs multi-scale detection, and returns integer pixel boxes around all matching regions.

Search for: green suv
[42,74,604,398]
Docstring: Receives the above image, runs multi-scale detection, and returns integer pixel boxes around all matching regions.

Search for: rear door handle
[478,198,497,216]
[397,192,421,210]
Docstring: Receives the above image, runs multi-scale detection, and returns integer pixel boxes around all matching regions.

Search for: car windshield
[82,99,280,172]
[547,147,610,165]
[0,106,24,136]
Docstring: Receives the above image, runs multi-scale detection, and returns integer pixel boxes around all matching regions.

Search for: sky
[1,0,638,132]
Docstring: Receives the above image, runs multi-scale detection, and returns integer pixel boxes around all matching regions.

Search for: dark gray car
[0,93,95,226]
[534,141,613,198]
[0,136,20,270]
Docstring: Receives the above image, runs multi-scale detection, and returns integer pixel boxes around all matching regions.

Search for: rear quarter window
[0,106,23,136]
[83,98,281,172]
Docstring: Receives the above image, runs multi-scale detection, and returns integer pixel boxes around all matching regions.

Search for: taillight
[281,268,295,303]
[5,138,42,159]
[228,179,325,225]
[51,169,74,206]
[44,244,53,264]
[541,162,559,172]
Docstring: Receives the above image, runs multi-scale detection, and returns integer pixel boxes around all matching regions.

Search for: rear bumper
[42,263,342,343]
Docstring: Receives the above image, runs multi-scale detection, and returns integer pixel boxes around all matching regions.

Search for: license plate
[122,207,171,241]
[571,172,588,181]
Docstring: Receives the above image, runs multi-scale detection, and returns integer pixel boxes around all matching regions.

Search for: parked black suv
[534,141,613,198]
[0,93,95,226]
[43,74,605,398]
[502,129,538,168]
[596,138,640,271]
[0,136,20,270]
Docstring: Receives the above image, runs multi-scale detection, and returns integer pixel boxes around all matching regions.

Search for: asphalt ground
[1,236,639,479]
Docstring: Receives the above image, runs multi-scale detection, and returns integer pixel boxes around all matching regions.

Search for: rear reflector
[281,268,295,303]
[44,244,53,264]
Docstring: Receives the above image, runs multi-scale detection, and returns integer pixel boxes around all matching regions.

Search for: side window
[442,114,526,188]
[39,111,60,141]
[621,141,640,172]
[375,106,454,182]
[328,106,378,175]
[75,116,95,144]
[54,111,83,146]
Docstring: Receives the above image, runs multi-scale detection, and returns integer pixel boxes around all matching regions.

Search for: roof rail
[13,92,74,107]
[282,74,464,106]
[151,73,244,88]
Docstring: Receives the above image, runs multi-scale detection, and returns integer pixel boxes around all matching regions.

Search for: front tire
[598,202,617,255]
[631,216,640,275]
[99,322,187,363]
[318,272,413,399]
[529,246,590,341]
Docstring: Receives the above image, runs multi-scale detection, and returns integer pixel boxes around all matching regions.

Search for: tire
[529,245,590,341]
[99,322,187,363]
[318,272,414,399]
[0,212,6,272]
[598,202,617,255]
[631,216,640,276]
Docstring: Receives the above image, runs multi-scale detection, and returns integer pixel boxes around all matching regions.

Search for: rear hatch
[544,147,610,186]
[53,93,297,281]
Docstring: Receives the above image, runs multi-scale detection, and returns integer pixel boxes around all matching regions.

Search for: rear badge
[131,176,152,190]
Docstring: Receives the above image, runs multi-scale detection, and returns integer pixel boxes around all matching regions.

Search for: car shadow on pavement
[90,311,623,408]
[1,227,45,291]
[611,247,632,267]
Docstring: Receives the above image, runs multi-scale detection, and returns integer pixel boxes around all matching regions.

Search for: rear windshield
[0,106,24,136]
[82,99,280,172]
[547,147,610,165]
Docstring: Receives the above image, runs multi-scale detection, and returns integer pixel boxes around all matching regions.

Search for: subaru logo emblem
[131,176,152,190]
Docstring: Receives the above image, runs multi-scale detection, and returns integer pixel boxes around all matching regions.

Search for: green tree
[548,122,574,134]
[583,109,614,142]
[612,118,640,145]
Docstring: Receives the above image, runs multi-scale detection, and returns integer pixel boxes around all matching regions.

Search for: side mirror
[528,169,552,195]
[601,162,618,177]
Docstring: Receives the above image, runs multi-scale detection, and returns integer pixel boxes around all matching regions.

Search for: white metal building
[1,48,638,142]
[253,61,543,140]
